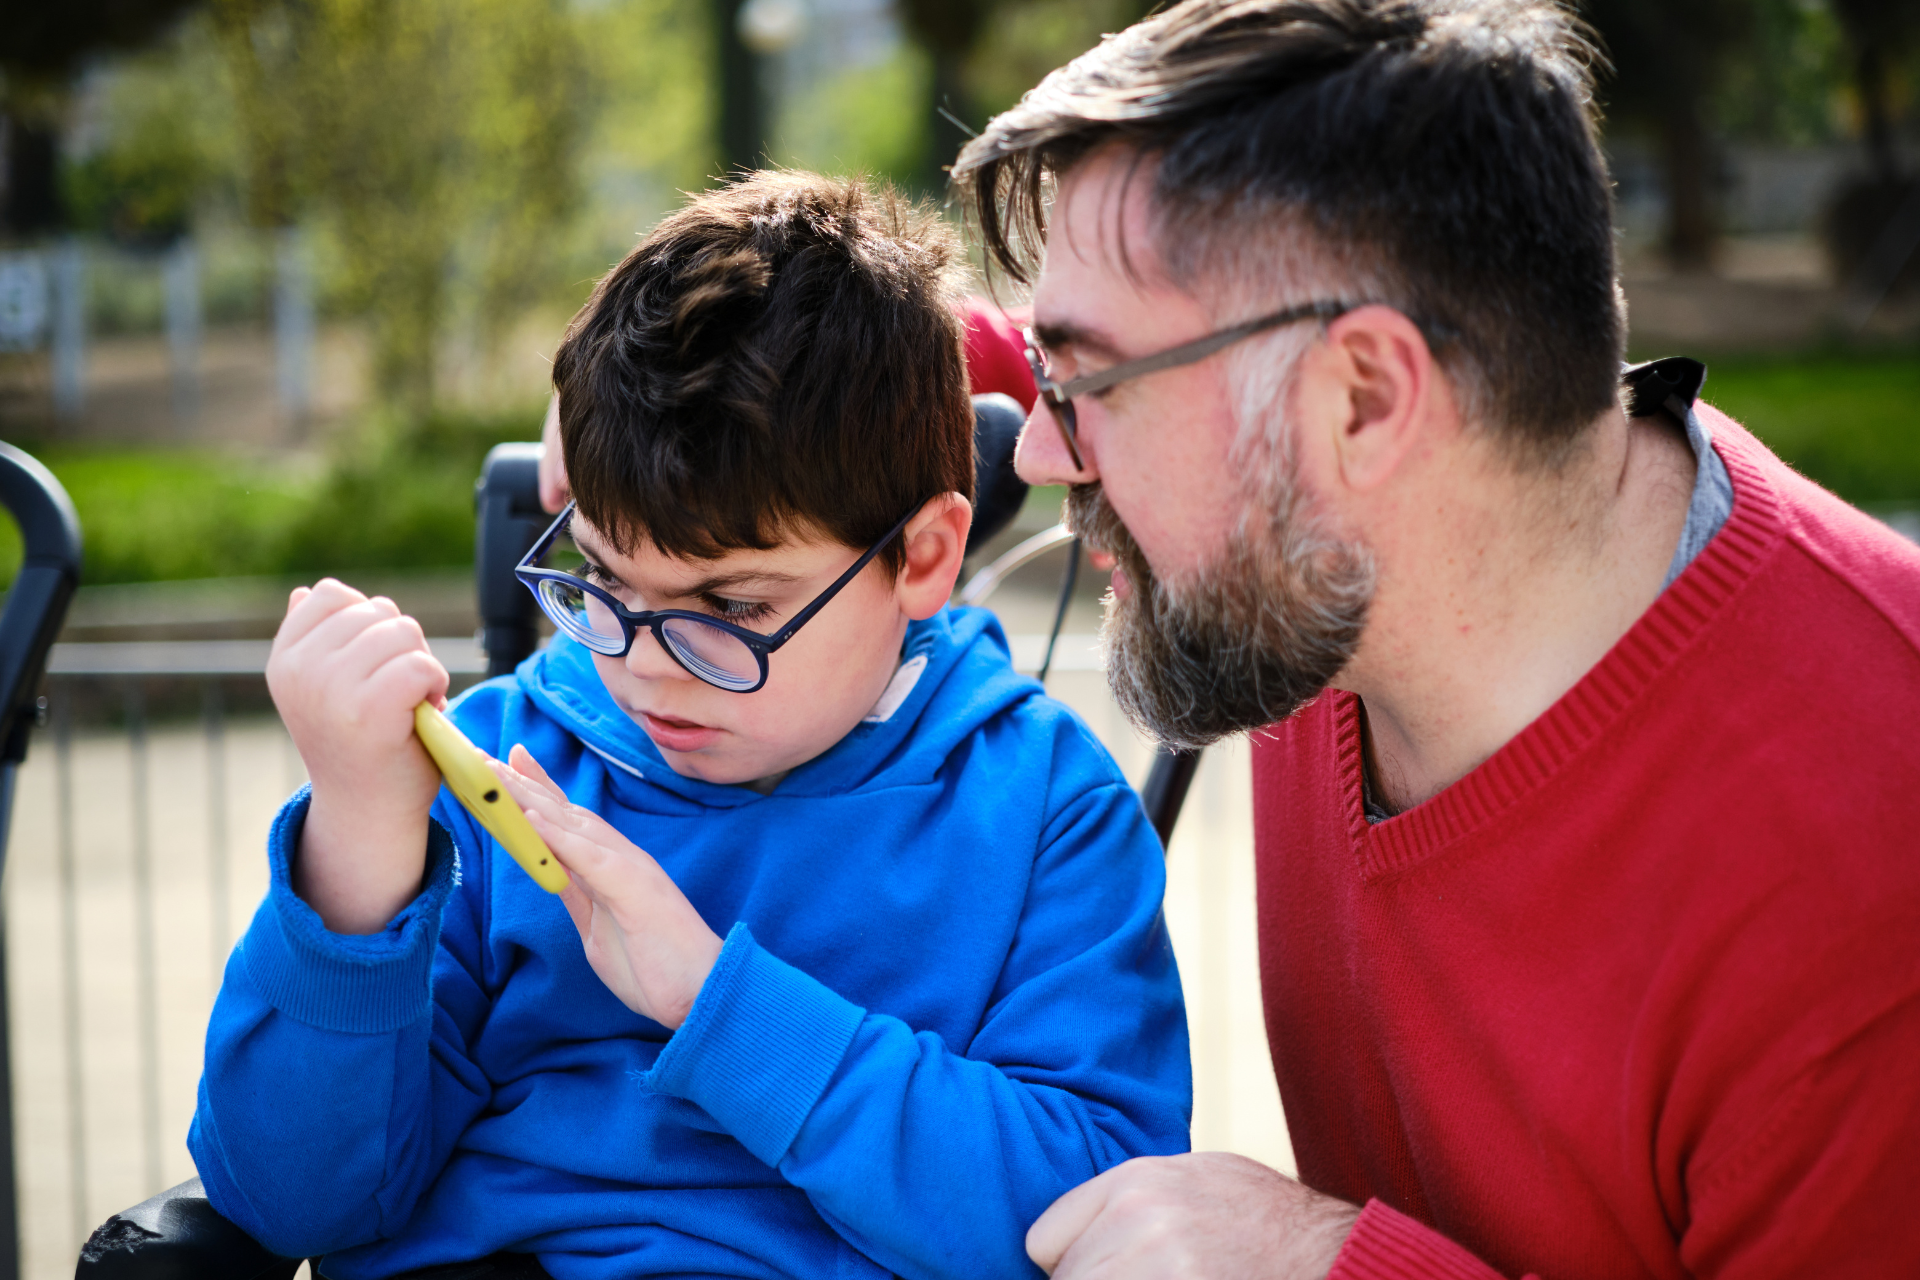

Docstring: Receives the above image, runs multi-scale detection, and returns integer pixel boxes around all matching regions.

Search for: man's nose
[1014,401,1098,488]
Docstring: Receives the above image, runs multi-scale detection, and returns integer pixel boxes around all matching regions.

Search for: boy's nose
[1014,400,1099,488]
[626,632,696,683]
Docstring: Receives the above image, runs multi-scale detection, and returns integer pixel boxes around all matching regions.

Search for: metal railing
[7,630,1287,1279]
[9,642,479,1276]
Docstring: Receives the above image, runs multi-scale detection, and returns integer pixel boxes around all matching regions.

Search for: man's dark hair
[954,0,1624,461]
[554,171,974,574]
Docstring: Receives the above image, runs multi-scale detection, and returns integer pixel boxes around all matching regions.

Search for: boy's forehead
[568,511,845,590]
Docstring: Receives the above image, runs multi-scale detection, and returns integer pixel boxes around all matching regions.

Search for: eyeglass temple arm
[763,506,922,650]
[520,501,576,570]
[1058,301,1353,400]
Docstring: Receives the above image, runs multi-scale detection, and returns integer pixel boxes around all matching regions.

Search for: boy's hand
[268,579,450,934]
[495,745,722,1029]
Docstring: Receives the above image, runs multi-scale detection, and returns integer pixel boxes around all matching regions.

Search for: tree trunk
[714,0,767,178]
[1659,101,1716,272]
[1855,43,1900,185]
[921,49,973,200]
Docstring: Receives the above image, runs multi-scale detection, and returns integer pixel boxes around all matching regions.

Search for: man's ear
[896,493,973,621]
[1319,306,1439,494]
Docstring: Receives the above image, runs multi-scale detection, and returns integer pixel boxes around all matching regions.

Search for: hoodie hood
[514,605,1042,810]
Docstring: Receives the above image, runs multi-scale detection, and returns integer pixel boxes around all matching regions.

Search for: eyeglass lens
[533,577,764,692]
[1025,342,1084,469]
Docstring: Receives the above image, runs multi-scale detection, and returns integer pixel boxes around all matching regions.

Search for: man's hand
[538,394,569,513]
[267,579,450,934]
[1028,1153,1360,1279]
[494,745,723,1029]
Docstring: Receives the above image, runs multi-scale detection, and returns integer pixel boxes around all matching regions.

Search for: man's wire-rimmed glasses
[516,501,919,693]
[1023,299,1358,470]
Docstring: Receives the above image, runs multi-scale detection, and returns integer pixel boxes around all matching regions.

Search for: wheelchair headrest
[967,393,1029,557]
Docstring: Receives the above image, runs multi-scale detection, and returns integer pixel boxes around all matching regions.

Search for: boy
[190,173,1190,1280]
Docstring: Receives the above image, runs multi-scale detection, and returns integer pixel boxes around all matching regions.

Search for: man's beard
[1066,469,1375,750]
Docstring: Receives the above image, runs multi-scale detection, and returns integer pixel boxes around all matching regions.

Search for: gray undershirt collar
[1361,408,1733,824]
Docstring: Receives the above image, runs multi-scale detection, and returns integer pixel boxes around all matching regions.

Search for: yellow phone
[413,702,570,894]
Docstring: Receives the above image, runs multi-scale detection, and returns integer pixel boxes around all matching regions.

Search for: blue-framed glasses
[516,501,919,693]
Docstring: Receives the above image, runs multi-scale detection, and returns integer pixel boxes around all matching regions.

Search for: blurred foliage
[1704,351,1920,505]
[1712,0,1851,145]
[580,0,714,195]
[210,0,590,417]
[0,0,202,79]
[5,352,1915,592]
[779,43,932,189]
[62,26,235,248]
[1589,0,1918,264]
[965,0,1145,124]
[0,408,539,588]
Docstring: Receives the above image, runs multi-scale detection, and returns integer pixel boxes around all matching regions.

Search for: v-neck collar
[1340,413,1786,880]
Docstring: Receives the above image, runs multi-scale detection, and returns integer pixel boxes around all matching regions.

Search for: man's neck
[1337,407,1697,815]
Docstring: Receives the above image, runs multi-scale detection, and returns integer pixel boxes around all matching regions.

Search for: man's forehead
[1032,148,1198,354]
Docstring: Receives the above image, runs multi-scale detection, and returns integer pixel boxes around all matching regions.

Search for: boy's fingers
[363,648,451,717]
[556,878,595,940]
[493,753,567,815]
[273,578,365,652]
[284,595,412,672]
[509,744,565,796]
[525,807,619,883]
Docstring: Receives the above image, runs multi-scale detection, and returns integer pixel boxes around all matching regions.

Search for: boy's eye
[577,563,622,592]
[703,595,776,627]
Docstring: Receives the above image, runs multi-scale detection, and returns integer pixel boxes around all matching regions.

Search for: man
[954,1,1920,1277]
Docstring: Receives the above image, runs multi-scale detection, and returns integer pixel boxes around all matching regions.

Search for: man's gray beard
[1066,473,1375,750]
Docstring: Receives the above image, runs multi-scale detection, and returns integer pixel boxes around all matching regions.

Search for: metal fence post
[126,683,163,1200]
[55,686,87,1255]
[206,681,230,992]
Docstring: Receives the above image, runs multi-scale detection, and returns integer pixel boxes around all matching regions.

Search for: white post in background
[273,225,313,434]
[163,236,202,426]
[51,239,85,421]
[0,254,49,355]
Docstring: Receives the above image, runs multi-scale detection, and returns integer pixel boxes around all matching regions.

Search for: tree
[0,0,203,237]
[1585,0,1755,270]
[210,0,588,417]
[1828,0,1918,184]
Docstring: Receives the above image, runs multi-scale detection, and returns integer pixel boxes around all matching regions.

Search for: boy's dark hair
[954,0,1623,463]
[555,171,973,574]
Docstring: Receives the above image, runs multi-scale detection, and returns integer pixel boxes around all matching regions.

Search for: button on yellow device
[413,702,570,894]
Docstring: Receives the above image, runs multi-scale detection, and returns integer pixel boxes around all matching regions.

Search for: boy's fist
[268,579,450,934]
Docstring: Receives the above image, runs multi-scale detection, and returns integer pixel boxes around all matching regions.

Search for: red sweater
[1251,409,1920,1280]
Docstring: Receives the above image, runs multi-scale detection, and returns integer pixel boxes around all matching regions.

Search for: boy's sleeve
[188,786,496,1257]
[644,773,1191,1280]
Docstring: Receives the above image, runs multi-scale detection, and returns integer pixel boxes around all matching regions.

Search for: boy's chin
[642,726,807,789]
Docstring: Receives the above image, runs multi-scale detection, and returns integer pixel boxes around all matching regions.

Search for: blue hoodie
[189,606,1191,1280]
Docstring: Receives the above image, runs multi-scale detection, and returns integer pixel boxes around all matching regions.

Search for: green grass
[0,406,541,588]
[1699,351,1920,507]
[2,352,1913,592]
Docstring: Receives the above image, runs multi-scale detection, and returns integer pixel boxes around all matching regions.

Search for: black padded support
[75,1179,300,1280]
[967,393,1030,556]
[1140,747,1201,850]
[474,442,548,679]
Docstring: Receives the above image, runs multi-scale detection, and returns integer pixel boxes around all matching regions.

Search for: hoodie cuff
[241,786,460,1034]
[644,923,864,1167]
[1327,1200,1510,1280]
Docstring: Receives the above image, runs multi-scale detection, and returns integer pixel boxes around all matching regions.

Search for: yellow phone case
[413,702,570,894]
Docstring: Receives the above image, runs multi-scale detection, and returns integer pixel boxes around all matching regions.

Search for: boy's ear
[896,493,972,622]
